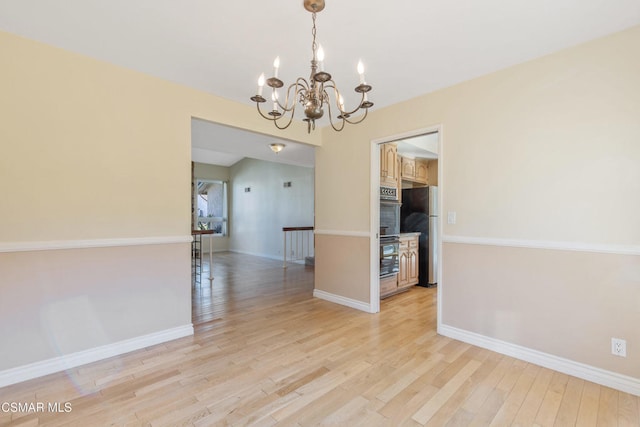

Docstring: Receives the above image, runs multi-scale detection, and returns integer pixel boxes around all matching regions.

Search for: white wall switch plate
[447,211,457,224]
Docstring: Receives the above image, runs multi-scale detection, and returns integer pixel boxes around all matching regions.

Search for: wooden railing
[282,226,314,268]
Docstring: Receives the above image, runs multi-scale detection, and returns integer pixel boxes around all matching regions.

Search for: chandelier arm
[275,80,310,112]
[272,112,296,130]
[322,82,344,114]
[341,108,369,125]
[323,91,347,132]
[327,115,346,132]
[255,102,279,121]
[255,101,296,130]
[323,82,370,117]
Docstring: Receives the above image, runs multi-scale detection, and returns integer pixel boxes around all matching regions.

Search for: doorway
[370,127,443,325]
[190,118,317,324]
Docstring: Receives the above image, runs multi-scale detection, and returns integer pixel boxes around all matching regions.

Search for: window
[195,179,228,235]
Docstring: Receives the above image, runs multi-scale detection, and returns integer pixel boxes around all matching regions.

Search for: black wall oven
[380,199,401,277]
[379,200,400,237]
[380,235,400,278]
[380,185,400,278]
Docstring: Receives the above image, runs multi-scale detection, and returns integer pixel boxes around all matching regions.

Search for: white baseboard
[439,324,640,397]
[228,249,282,262]
[0,324,194,388]
[228,249,311,265]
[313,289,372,313]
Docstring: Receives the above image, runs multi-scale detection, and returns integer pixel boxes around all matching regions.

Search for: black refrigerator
[400,186,438,287]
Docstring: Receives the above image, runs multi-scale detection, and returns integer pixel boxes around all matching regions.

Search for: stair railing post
[283,229,287,269]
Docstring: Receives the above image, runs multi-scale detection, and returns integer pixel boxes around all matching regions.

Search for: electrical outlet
[611,338,627,357]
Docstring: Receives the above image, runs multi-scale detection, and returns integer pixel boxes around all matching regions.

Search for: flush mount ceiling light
[250,0,373,133]
[270,143,286,153]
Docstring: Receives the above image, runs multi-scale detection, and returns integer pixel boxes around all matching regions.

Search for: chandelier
[250,0,373,133]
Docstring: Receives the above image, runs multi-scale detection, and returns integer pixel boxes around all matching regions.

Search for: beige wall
[315,25,640,380]
[0,30,318,374]
[0,244,190,370]
[315,234,371,302]
[443,243,640,378]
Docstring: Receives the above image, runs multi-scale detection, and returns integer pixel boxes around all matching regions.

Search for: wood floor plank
[460,353,512,414]
[511,366,554,425]
[597,386,619,426]
[0,252,637,426]
[576,381,602,426]
[411,359,482,424]
[534,371,569,426]
[488,363,539,426]
[619,390,640,426]
[554,376,585,426]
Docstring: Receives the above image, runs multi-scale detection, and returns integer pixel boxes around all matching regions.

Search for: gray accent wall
[229,158,314,260]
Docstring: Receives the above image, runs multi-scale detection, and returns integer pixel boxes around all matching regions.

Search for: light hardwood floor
[1,252,638,426]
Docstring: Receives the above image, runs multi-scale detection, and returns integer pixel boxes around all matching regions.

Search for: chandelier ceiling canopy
[250,0,373,133]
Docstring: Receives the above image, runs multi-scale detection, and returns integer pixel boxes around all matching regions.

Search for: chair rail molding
[0,235,193,253]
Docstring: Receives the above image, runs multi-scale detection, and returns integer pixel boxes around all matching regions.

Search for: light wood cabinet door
[380,143,398,187]
[398,235,420,289]
[400,157,416,181]
[400,157,429,185]
[415,159,428,185]
[398,244,409,287]
[408,240,419,285]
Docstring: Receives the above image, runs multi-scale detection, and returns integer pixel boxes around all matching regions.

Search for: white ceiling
[192,118,315,168]
[1,0,639,167]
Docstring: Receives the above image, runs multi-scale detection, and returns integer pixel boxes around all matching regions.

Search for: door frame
[369,125,444,330]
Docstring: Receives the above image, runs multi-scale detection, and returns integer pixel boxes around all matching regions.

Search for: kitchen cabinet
[400,156,428,185]
[401,157,415,181]
[415,159,428,184]
[398,234,419,290]
[380,143,398,187]
[381,233,419,299]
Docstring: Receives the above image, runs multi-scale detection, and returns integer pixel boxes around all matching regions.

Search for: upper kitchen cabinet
[415,159,429,184]
[400,156,428,185]
[401,157,415,180]
[395,132,438,186]
[380,143,399,187]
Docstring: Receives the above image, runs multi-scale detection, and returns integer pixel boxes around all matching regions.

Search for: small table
[192,230,214,286]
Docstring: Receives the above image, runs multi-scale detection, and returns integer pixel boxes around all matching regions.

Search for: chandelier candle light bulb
[317,45,325,71]
[257,73,265,96]
[357,60,365,84]
[250,0,373,133]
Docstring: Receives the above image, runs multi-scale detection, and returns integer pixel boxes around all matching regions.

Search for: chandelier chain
[311,12,317,60]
